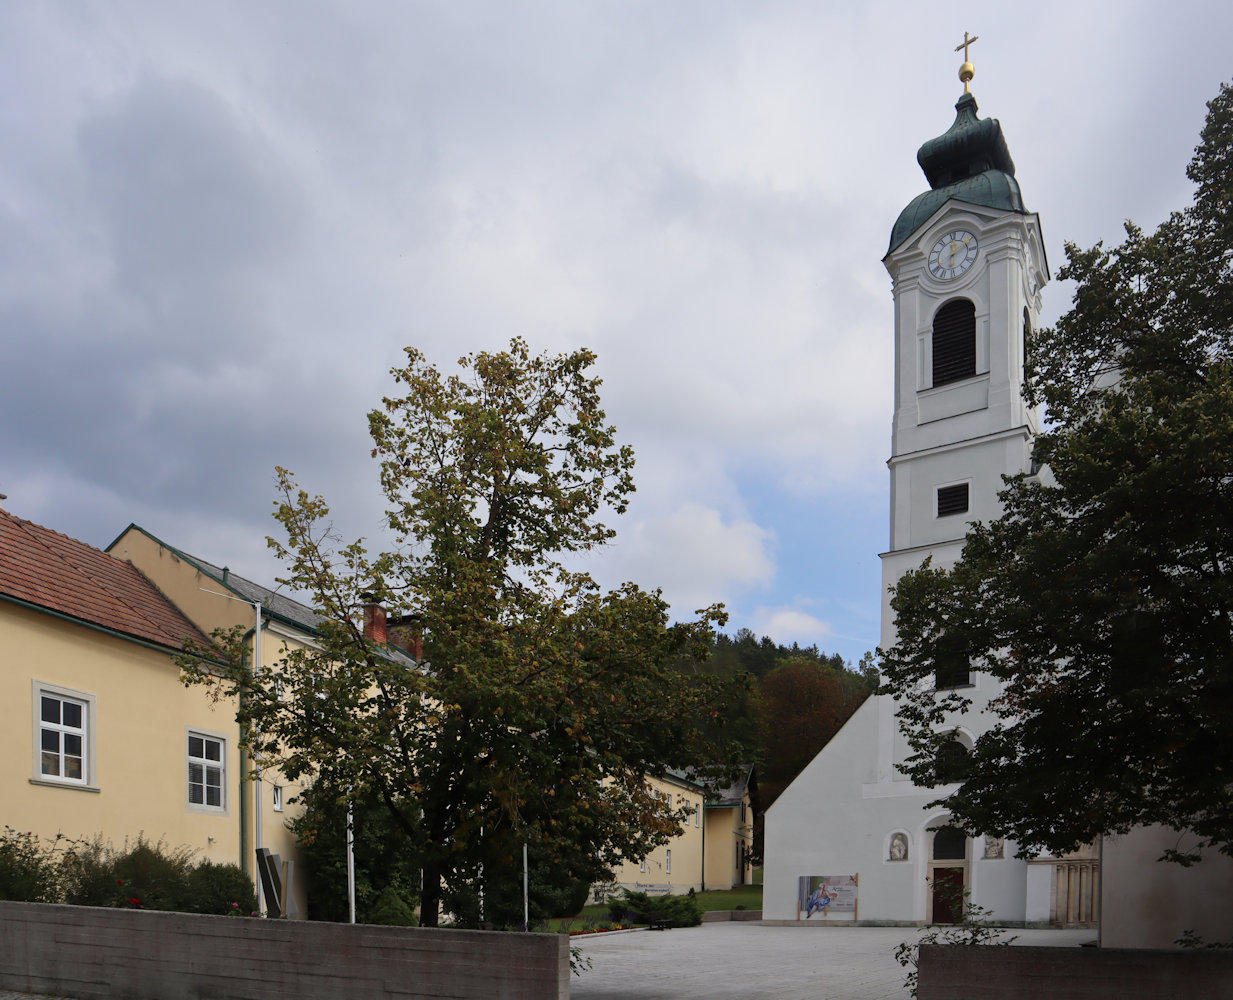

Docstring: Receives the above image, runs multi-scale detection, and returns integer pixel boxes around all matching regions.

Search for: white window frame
[187,729,228,812]
[31,682,97,790]
[666,849,671,875]
[272,785,284,812]
[695,804,701,828]
[640,859,647,873]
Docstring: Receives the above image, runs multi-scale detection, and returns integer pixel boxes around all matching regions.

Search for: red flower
[116,879,124,885]
[127,897,142,907]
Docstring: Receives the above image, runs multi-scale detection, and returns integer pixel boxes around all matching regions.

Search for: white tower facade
[763,86,1051,925]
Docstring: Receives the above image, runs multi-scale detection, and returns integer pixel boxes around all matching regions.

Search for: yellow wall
[107,527,308,914]
[3,601,248,868]
[608,774,705,895]
[703,790,754,889]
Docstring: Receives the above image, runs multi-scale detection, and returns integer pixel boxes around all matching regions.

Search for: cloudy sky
[3,2,1230,666]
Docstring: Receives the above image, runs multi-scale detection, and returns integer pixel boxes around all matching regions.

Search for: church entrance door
[928,826,968,924]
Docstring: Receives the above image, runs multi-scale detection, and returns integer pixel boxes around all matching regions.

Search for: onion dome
[888,92,1027,254]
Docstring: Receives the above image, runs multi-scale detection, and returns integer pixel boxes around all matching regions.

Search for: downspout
[238,625,256,891]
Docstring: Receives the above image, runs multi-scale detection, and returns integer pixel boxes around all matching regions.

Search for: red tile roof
[0,509,211,653]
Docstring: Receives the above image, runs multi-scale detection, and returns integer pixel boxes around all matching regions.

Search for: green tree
[879,82,1233,863]
[756,656,873,808]
[183,338,738,926]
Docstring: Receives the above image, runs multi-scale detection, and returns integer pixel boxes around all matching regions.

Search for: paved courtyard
[570,922,1094,1000]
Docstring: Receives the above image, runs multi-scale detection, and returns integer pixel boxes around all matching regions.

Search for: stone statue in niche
[983,836,1004,859]
[889,833,909,861]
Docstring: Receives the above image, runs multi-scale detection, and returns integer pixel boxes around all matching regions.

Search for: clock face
[928,230,979,280]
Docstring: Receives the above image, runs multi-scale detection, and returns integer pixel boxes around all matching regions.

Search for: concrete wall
[1101,825,1233,949]
[917,943,1233,1000]
[0,901,569,1000]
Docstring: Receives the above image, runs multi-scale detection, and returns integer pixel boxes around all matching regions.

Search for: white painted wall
[1101,827,1233,949]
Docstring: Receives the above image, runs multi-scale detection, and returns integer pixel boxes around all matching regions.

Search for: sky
[2,2,1230,667]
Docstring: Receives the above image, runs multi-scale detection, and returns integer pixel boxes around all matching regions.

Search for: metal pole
[523,842,529,931]
[347,799,357,923]
[252,600,264,917]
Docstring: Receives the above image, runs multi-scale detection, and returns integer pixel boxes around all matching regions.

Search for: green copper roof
[888,92,1027,254]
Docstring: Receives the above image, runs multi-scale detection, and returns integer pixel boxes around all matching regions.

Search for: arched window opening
[935,737,971,784]
[932,825,967,861]
[932,299,976,387]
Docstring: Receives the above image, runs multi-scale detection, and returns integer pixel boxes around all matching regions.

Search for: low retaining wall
[917,943,1233,1000]
[0,901,569,1000]
[701,909,762,922]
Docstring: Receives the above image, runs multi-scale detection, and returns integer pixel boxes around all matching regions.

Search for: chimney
[387,615,424,660]
[362,597,388,645]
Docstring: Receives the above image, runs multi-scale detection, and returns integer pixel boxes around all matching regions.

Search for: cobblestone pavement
[0,924,1093,1000]
[570,923,1094,1000]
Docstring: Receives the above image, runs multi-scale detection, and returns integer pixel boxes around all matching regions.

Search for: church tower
[762,46,1052,926]
[878,51,1048,656]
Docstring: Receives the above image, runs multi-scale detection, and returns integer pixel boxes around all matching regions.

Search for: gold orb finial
[954,31,979,94]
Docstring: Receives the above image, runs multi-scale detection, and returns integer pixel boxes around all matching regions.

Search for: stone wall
[917,943,1233,1000]
[0,901,569,1000]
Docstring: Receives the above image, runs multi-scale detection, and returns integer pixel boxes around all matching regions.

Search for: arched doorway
[929,825,968,924]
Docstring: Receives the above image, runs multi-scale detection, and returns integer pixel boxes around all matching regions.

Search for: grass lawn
[546,882,764,931]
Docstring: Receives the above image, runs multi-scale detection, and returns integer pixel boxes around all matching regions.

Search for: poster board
[797,874,858,920]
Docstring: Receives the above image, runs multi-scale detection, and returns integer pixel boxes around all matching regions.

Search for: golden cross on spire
[954,31,979,93]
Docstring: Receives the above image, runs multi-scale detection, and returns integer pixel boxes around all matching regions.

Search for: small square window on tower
[937,483,970,517]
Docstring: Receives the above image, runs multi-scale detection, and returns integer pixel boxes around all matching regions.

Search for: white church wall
[1100,826,1233,949]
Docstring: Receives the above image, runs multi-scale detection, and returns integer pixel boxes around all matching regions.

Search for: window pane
[189,762,203,784]
[42,729,60,752]
[62,701,83,729]
[42,696,60,724]
[42,750,60,776]
[64,734,82,756]
[188,736,203,758]
[206,785,221,807]
[204,739,221,762]
[206,768,221,788]
[64,755,83,780]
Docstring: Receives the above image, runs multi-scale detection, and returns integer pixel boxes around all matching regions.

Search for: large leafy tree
[184,339,738,925]
[756,654,874,808]
[879,83,1233,863]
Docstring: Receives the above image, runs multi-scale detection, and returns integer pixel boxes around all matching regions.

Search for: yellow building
[702,766,756,890]
[608,771,706,895]
[0,508,317,915]
[0,509,300,902]
[604,766,757,897]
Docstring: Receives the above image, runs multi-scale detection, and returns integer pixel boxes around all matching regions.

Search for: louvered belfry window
[937,483,969,517]
[932,299,976,387]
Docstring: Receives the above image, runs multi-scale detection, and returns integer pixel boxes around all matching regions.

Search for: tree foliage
[879,82,1233,863]
[183,338,741,925]
[756,655,873,807]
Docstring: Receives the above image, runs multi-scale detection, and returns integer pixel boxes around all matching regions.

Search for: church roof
[888,92,1027,254]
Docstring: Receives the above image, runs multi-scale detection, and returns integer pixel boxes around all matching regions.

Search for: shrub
[608,888,702,928]
[184,860,257,915]
[61,836,121,907]
[366,885,418,926]
[0,828,61,903]
[112,837,195,911]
